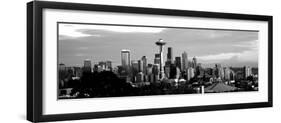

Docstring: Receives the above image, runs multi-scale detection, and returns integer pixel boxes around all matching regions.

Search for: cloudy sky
[58,23,259,68]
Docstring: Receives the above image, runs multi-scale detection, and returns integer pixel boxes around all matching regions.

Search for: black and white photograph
[58,22,259,99]
[25,1,273,122]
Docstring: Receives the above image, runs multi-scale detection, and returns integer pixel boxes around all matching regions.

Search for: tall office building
[83,59,92,72]
[215,64,224,79]
[136,72,144,82]
[131,60,139,82]
[138,60,144,72]
[154,53,161,64]
[182,51,188,71]
[167,47,173,65]
[121,49,130,73]
[194,63,204,77]
[147,64,153,82]
[230,71,235,80]
[187,67,195,81]
[164,65,171,79]
[224,67,235,80]
[58,63,67,86]
[170,64,181,79]
[141,56,147,74]
[219,67,224,79]
[192,57,197,68]
[224,67,231,80]
[131,60,139,72]
[152,64,160,82]
[175,57,181,71]
[147,64,153,75]
[244,66,252,78]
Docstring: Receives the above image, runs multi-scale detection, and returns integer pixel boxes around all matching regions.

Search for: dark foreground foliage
[68,71,195,98]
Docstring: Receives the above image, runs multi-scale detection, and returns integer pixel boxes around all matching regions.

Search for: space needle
[155,39,166,80]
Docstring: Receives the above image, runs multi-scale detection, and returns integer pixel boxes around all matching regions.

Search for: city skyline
[58,23,259,99]
[58,23,259,68]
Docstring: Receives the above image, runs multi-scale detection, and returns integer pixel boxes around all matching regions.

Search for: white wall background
[0,0,279,123]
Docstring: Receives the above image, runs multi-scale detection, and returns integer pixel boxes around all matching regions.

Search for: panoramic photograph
[57,22,259,99]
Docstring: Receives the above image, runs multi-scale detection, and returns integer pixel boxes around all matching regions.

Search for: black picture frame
[27,1,273,122]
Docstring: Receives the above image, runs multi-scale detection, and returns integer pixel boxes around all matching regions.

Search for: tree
[246,76,254,82]
[71,71,135,98]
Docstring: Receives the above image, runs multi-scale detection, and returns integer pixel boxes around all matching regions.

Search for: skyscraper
[136,72,144,82]
[147,64,153,75]
[121,49,130,73]
[154,53,161,64]
[182,51,188,71]
[131,60,139,72]
[187,67,195,81]
[141,56,147,74]
[131,60,139,82]
[138,60,144,72]
[58,63,67,87]
[147,64,153,82]
[152,64,160,82]
[175,57,181,71]
[192,56,197,68]
[224,67,228,80]
[230,71,235,80]
[167,47,173,65]
[83,59,92,72]
[215,64,224,79]
[164,65,171,79]
[244,66,252,78]
[170,64,181,79]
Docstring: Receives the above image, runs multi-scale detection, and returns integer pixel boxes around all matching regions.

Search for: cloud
[198,49,258,65]
[198,52,241,61]
[77,26,165,33]
[59,25,91,38]
[59,23,166,39]
[236,50,258,62]
[232,40,258,50]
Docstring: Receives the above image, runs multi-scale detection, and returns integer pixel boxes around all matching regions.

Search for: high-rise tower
[182,51,188,71]
[83,59,92,72]
[155,39,166,80]
[121,49,130,73]
[167,47,173,65]
[141,56,147,74]
[192,56,197,68]
[175,57,181,71]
